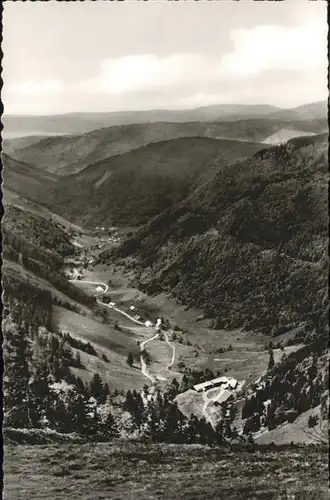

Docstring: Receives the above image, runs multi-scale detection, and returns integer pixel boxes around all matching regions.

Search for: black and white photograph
[1,1,329,498]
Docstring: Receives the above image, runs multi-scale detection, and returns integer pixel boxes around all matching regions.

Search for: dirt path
[69,277,168,384]
[202,388,224,428]
[163,331,180,376]
[140,333,160,383]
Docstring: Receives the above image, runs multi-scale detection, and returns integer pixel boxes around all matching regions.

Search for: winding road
[69,277,178,384]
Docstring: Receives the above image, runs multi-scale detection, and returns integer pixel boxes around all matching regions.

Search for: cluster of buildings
[65,266,84,280]
[193,376,238,393]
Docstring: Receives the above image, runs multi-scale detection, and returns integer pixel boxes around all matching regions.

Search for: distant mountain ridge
[4,116,327,176]
[2,100,326,136]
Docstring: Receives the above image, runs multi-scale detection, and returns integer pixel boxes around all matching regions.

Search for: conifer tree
[4,323,31,427]
[90,373,104,404]
[70,393,89,434]
[29,362,53,427]
[127,352,134,367]
[103,411,119,439]
[268,348,275,370]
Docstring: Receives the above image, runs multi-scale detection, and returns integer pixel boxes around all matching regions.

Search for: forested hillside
[5,115,326,176]
[105,134,328,337]
[39,137,265,227]
[2,206,94,310]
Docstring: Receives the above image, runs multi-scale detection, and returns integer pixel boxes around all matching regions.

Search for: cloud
[78,54,213,94]
[220,23,327,78]
[3,19,327,114]
[76,20,327,99]
[7,79,64,95]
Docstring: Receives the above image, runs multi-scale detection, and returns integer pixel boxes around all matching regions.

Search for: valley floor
[4,442,329,500]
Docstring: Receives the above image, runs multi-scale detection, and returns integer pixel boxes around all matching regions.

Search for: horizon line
[2,99,326,118]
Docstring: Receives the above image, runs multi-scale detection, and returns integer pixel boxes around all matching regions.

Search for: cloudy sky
[2,0,328,115]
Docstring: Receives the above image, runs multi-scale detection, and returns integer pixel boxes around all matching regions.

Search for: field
[52,305,147,391]
[255,405,328,446]
[4,442,329,500]
[72,264,306,392]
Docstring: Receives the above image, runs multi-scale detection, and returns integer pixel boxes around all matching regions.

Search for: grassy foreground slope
[107,133,328,336]
[4,441,329,500]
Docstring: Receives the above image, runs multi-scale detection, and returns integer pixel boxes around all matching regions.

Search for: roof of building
[193,376,239,393]
[193,381,214,391]
[228,378,238,388]
[215,389,234,405]
[211,376,230,386]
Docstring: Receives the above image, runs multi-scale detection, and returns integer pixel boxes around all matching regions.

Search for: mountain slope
[38,136,266,227]
[2,153,57,201]
[2,135,52,154]
[106,133,328,336]
[5,122,228,176]
[6,117,327,176]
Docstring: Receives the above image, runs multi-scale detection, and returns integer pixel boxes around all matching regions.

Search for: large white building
[193,376,238,393]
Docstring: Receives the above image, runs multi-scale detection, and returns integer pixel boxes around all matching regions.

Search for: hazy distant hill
[267,100,328,121]
[2,103,281,136]
[36,136,265,227]
[4,116,327,176]
[3,101,327,139]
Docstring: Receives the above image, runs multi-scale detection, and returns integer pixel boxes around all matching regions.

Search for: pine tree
[145,400,160,441]
[4,323,31,427]
[163,400,181,443]
[268,348,275,370]
[186,414,199,443]
[127,352,134,367]
[165,378,180,400]
[124,390,135,414]
[90,373,105,404]
[74,351,82,368]
[52,396,69,433]
[103,411,119,439]
[214,420,224,444]
[128,390,146,432]
[70,393,89,435]
[102,382,110,403]
[180,373,189,393]
[75,376,88,397]
[29,362,53,428]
